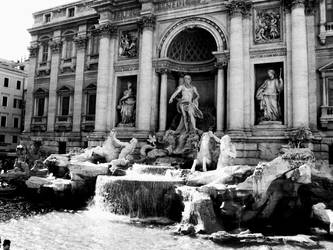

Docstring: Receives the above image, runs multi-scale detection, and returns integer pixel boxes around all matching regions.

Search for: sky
[0,0,75,62]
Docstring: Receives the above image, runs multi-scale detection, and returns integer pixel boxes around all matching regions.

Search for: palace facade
[23,0,333,165]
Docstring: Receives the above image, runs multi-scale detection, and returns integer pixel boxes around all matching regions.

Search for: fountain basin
[94,175,185,221]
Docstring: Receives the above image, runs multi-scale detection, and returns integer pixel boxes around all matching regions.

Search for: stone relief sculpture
[117,82,136,127]
[169,74,203,133]
[119,30,138,58]
[256,69,283,123]
[254,8,281,43]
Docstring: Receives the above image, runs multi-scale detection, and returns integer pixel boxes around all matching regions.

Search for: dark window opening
[1,116,6,127]
[58,142,66,154]
[68,8,75,17]
[0,135,5,143]
[37,98,45,117]
[17,81,21,90]
[61,96,70,116]
[45,13,51,23]
[12,136,18,144]
[87,94,96,115]
[2,96,7,107]
[4,78,8,87]
[14,118,19,128]
[42,44,49,62]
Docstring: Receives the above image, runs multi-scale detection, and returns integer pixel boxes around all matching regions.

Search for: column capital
[28,43,39,58]
[139,14,156,30]
[49,40,62,54]
[213,51,229,69]
[224,0,252,17]
[96,22,117,38]
[284,0,309,10]
[74,35,88,50]
[155,67,170,74]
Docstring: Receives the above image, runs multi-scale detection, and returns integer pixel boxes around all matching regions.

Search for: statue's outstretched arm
[209,131,220,143]
[169,86,182,103]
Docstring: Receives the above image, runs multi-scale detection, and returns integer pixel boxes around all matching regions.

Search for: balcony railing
[31,116,47,132]
[326,22,333,35]
[55,115,72,131]
[320,106,333,128]
[81,114,95,132]
[86,54,99,70]
[60,57,76,73]
[37,61,51,76]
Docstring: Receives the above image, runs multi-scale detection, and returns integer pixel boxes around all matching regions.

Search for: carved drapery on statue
[119,30,138,59]
[255,64,284,124]
[117,81,136,127]
[254,7,281,44]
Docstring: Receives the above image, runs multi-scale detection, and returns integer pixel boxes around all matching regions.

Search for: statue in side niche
[169,74,203,133]
[256,69,283,123]
[117,82,136,126]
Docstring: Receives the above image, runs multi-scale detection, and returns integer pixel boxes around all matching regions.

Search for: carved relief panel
[118,30,139,59]
[253,6,282,44]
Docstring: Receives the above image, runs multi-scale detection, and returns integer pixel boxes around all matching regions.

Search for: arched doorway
[156,20,228,132]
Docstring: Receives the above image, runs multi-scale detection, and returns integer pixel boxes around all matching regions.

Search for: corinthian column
[158,68,168,132]
[47,32,62,132]
[290,0,309,128]
[24,42,39,132]
[137,15,155,131]
[225,1,251,132]
[94,23,116,132]
[72,30,87,132]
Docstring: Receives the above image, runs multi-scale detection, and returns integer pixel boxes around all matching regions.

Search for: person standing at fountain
[169,74,203,133]
[209,132,236,170]
[256,69,283,122]
[3,239,11,250]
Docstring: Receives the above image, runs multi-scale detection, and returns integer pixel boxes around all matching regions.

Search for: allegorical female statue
[256,69,283,123]
[169,75,203,133]
[117,82,136,126]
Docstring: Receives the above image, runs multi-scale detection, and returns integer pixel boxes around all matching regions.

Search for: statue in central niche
[169,74,203,133]
[117,82,136,126]
[256,69,283,123]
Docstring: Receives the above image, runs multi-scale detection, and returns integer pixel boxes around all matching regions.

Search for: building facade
[0,59,26,153]
[23,0,333,165]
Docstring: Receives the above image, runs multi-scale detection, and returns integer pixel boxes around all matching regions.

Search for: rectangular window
[13,117,19,128]
[0,135,4,143]
[37,98,45,117]
[4,78,8,87]
[1,116,6,127]
[16,81,21,90]
[61,96,70,116]
[2,96,7,107]
[328,0,333,22]
[68,8,75,17]
[329,79,333,106]
[87,94,96,115]
[45,13,51,23]
[65,40,73,59]
[91,36,99,55]
[12,136,18,143]
[42,44,49,62]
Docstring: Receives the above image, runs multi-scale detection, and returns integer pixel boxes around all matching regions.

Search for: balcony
[326,22,333,35]
[60,57,76,73]
[37,61,51,76]
[320,106,333,129]
[81,114,95,132]
[31,116,47,132]
[55,115,72,132]
[86,54,99,70]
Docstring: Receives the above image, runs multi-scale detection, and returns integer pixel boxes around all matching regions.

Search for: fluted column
[47,33,62,132]
[24,42,39,132]
[137,15,155,131]
[72,31,87,132]
[94,23,115,132]
[225,1,251,132]
[158,69,168,132]
[290,0,309,128]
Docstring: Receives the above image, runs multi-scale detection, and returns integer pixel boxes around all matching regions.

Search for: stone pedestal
[291,1,309,128]
[137,15,155,131]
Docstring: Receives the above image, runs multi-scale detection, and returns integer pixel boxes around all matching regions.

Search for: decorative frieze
[254,7,282,44]
[250,47,287,59]
[114,63,139,72]
[113,8,140,21]
[74,35,88,49]
[224,0,252,17]
[28,44,39,58]
[49,40,62,53]
[155,0,216,12]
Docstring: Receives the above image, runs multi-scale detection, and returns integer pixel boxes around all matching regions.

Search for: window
[12,136,18,144]
[13,99,22,109]
[87,94,96,115]
[90,35,99,55]
[13,117,19,129]
[61,96,70,116]
[4,78,8,87]
[1,116,6,127]
[0,135,4,143]
[327,0,333,22]
[68,8,75,17]
[42,44,49,62]
[45,13,51,23]
[37,98,45,117]
[16,81,21,90]
[2,96,7,107]
[65,39,73,59]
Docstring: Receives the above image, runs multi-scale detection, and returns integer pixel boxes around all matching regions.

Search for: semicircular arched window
[167,28,217,62]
